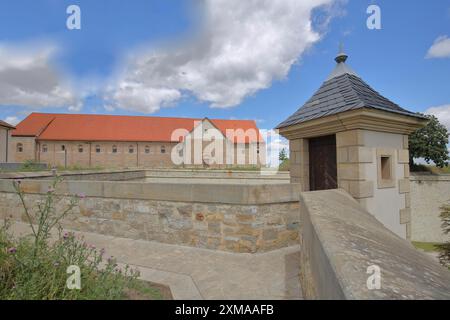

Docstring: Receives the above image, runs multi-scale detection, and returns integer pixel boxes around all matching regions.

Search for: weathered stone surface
[337,147,348,164]
[262,228,279,241]
[398,179,410,194]
[195,213,205,221]
[80,206,95,217]
[404,193,411,209]
[168,217,193,231]
[410,174,450,243]
[289,139,301,152]
[207,222,221,235]
[336,130,363,147]
[348,180,374,199]
[300,189,450,300]
[206,213,224,222]
[399,208,411,224]
[0,182,300,253]
[398,149,409,164]
[177,205,193,216]
[347,146,373,163]
[338,163,366,180]
[112,212,126,221]
[404,164,410,178]
[403,135,409,149]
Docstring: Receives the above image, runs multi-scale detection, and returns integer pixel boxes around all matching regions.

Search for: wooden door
[309,135,337,191]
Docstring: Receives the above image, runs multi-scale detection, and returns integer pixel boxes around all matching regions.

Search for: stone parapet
[299,189,450,299]
[0,179,301,253]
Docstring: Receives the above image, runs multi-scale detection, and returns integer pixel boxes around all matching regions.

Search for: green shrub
[57,165,104,172]
[278,159,290,172]
[0,177,140,300]
[19,160,46,172]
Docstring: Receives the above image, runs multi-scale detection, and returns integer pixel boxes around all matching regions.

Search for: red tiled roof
[0,120,15,129]
[12,113,264,143]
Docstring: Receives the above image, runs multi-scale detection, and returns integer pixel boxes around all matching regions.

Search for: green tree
[409,114,449,168]
[279,148,288,162]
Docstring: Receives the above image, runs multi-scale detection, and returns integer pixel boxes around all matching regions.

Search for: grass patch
[123,279,171,300]
[0,163,105,173]
[411,164,450,174]
[197,166,261,171]
[0,160,49,173]
[57,165,104,172]
[412,241,444,252]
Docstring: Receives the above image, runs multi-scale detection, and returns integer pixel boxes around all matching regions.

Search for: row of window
[16,143,167,154]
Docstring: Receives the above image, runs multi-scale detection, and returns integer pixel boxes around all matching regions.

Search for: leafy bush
[0,177,140,300]
[19,160,47,172]
[278,159,290,172]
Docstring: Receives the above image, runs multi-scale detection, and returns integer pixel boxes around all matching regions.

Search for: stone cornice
[279,108,428,139]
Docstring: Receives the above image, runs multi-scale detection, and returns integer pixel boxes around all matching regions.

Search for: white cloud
[112,82,182,113]
[424,104,450,130]
[4,116,20,126]
[109,0,334,113]
[0,43,80,109]
[426,35,450,59]
[103,104,115,112]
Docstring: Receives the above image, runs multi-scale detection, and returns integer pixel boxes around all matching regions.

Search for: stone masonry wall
[299,189,450,299]
[0,179,300,253]
[336,130,410,239]
[410,174,450,243]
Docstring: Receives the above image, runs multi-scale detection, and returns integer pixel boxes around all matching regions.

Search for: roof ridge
[27,112,255,123]
[35,117,56,139]
[14,113,263,143]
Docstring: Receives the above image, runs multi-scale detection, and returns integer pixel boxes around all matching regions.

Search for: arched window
[42,144,48,153]
[145,146,150,154]
[78,145,83,153]
[61,145,66,151]
[95,145,101,153]
[112,145,118,154]
[16,143,23,153]
[160,146,166,154]
[129,145,134,154]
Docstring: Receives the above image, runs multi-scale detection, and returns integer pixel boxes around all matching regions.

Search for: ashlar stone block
[400,208,411,224]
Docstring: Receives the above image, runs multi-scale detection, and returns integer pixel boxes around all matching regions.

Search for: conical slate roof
[277,49,425,129]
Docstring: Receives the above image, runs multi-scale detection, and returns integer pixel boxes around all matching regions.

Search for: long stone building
[9,113,266,168]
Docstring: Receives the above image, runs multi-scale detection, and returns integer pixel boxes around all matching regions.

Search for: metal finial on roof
[335,42,348,64]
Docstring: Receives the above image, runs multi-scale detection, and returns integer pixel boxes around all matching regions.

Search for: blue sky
[0,0,449,132]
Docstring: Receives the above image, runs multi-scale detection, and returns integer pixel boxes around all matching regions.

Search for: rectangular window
[376,149,396,189]
[381,156,391,180]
